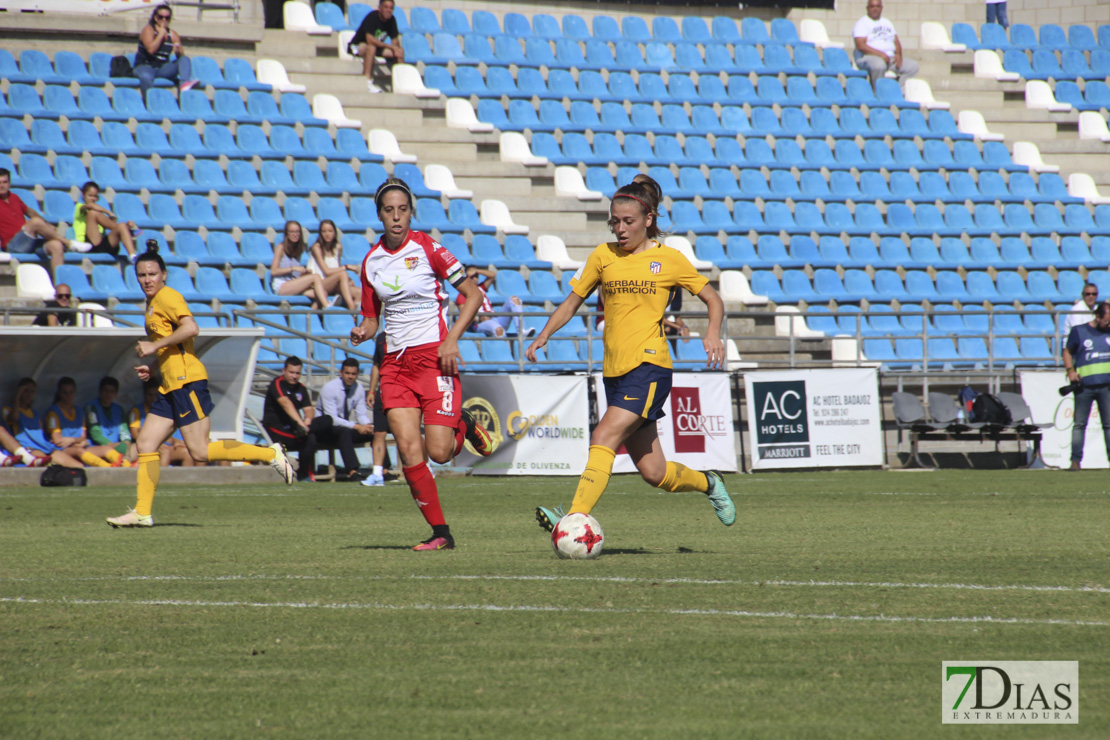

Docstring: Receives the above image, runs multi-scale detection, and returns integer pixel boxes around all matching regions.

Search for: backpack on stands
[109,55,134,78]
[971,393,1012,425]
[40,466,87,487]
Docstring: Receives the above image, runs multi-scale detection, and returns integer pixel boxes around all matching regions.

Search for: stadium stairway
[925,42,1110,187]
[253,28,611,253]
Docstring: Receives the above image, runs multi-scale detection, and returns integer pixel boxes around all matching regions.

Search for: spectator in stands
[853,0,918,89]
[135,3,197,98]
[361,330,394,487]
[0,423,52,468]
[0,168,71,278]
[32,283,76,327]
[349,177,495,550]
[348,0,404,94]
[986,0,1009,30]
[1065,283,1098,333]
[1063,302,1110,470]
[44,376,126,467]
[74,181,139,264]
[272,220,333,310]
[309,219,360,310]
[129,379,195,466]
[314,358,372,482]
[455,266,533,338]
[3,377,84,469]
[86,376,135,464]
[263,355,332,481]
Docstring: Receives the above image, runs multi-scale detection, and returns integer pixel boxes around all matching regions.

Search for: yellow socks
[207,440,274,463]
[568,445,616,515]
[135,452,160,516]
[79,451,110,468]
[657,461,708,493]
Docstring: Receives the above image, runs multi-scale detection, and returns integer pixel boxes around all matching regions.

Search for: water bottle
[957,407,966,423]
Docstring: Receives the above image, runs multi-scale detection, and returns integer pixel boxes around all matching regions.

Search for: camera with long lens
[1059,381,1083,397]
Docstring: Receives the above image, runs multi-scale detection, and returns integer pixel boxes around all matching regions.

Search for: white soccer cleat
[360,473,385,487]
[107,508,153,528]
[268,443,296,485]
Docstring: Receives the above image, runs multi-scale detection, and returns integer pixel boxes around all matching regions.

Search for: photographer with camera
[262,356,331,482]
[1062,301,1110,470]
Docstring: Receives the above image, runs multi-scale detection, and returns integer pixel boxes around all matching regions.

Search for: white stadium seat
[957,110,1005,141]
[920,22,966,52]
[283,1,332,35]
[446,98,492,132]
[368,129,418,163]
[974,50,1020,82]
[718,270,768,306]
[499,132,548,167]
[312,93,362,128]
[392,64,441,99]
[424,164,473,199]
[535,234,583,270]
[479,199,529,235]
[554,167,603,201]
[257,59,306,94]
[1025,80,1072,112]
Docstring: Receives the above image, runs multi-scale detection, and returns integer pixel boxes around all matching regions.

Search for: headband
[613,193,655,215]
[374,181,413,210]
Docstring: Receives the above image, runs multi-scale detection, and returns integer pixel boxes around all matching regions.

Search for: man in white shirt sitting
[315,358,374,482]
[1065,283,1099,333]
[853,0,918,88]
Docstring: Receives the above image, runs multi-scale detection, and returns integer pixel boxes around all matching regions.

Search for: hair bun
[145,238,160,253]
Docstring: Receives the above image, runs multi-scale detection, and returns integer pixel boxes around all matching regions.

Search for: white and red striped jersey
[359,230,466,352]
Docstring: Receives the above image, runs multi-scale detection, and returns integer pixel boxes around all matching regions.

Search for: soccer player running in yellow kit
[525,181,737,531]
[107,245,296,527]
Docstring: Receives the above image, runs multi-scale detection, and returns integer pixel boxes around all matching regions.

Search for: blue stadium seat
[976,24,1012,50]
[315,2,350,31]
[951,23,982,50]
[532,13,561,40]
[592,15,622,43]
[224,58,270,91]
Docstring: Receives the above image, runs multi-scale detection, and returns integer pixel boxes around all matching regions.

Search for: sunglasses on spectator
[157,13,171,19]
[56,293,71,299]
[1084,292,1097,296]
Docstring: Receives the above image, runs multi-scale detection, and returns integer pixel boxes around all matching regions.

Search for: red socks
[404,461,445,527]
[453,417,467,458]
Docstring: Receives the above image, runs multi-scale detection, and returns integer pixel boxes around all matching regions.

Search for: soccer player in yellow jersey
[107,245,296,528]
[525,181,736,532]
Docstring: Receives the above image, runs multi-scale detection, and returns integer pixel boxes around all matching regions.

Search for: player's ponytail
[611,182,664,240]
[135,238,166,273]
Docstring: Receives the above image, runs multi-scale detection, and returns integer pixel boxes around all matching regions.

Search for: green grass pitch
[2,471,1107,739]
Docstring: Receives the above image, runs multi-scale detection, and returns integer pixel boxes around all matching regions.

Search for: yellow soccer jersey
[571,241,709,377]
[146,286,208,393]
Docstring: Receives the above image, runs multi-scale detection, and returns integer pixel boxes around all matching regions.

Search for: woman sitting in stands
[134,3,197,97]
[74,181,139,263]
[271,220,333,310]
[308,219,360,311]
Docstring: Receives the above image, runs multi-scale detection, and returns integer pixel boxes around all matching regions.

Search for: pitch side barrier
[0,326,263,441]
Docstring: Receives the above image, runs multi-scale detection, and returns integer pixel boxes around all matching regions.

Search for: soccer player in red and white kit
[350,178,493,551]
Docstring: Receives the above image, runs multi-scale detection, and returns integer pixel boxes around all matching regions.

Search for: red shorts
[380,344,461,428]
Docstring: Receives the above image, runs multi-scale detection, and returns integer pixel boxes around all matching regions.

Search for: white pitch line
[1,573,1106,594]
[0,596,1104,627]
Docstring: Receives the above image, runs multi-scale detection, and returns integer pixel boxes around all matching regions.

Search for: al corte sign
[601,373,738,473]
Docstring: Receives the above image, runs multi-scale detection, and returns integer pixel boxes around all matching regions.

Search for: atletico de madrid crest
[404,256,420,271]
[649,261,661,274]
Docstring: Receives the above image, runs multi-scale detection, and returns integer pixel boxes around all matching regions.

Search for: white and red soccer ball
[551,513,604,560]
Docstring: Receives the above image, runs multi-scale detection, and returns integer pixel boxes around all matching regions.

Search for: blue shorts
[6,230,46,258]
[603,363,672,421]
[148,380,214,427]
